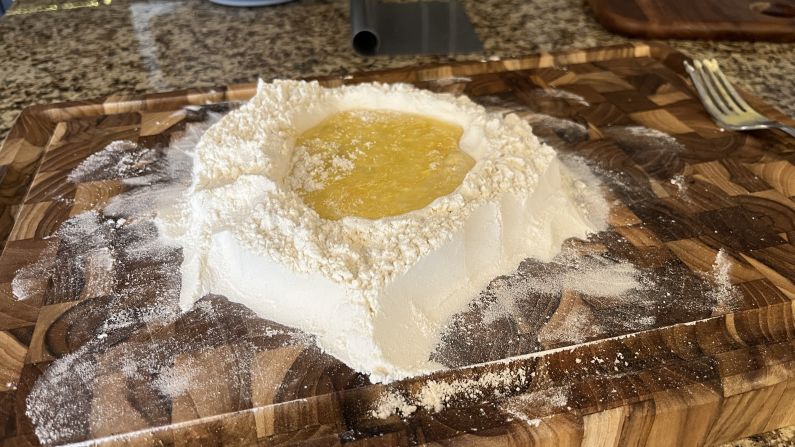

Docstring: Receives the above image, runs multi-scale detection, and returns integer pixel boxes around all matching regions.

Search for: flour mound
[179,80,555,295]
[157,80,607,382]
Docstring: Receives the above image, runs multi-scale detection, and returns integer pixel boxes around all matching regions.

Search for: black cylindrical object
[350,0,381,55]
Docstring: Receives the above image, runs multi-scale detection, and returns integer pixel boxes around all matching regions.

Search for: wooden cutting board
[586,0,795,41]
[1,43,795,446]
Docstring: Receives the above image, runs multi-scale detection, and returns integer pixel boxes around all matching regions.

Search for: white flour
[67,140,162,185]
[417,368,528,412]
[286,130,362,193]
[152,358,197,397]
[537,88,589,106]
[481,254,641,325]
[372,366,531,418]
[371,392,418,418]
[156,80,608,382]
[501,386,569,426]
[605,125,685,153]
[11,243,56,301]
[709,249,741,315]
[670,174,688,194]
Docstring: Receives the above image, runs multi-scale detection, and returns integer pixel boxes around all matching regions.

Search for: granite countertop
[1,0,794,445]
[1,0,794,143]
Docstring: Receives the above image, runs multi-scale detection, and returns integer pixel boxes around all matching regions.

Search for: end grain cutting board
[1,43,795,446]
[587,0,795,41]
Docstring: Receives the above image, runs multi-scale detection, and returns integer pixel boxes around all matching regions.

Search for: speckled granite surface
[1,0,794,143]
[0,1,794,445]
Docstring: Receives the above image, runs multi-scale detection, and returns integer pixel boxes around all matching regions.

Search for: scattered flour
[67,140,161,185]
[480,252,642,325]
[22,114,221,446]
[670,174,687,193]
[426,76,473,88]
[502,386,569,426]
[623,126,682,145]
[605,126,685,153]
[153,358,197,397]
[417,368,528,412]
[25,346,99,445]
[537,299,605,346]
[11,243,56,301]
[371,391,418,418]
[371,366,530,418]
[709,249,741,315]
[13,211,116,302]
[537,88,589,106]
[506,410,541,427]
[100,306,177,332]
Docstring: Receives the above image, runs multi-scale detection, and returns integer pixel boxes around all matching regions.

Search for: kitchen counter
[1,0,794,144]
[1,0,794,445]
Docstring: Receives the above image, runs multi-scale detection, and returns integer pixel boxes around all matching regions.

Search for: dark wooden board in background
[1,43,795,446]
[587,0,795,41]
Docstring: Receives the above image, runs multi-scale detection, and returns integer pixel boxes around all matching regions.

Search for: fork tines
[684,58,773,131]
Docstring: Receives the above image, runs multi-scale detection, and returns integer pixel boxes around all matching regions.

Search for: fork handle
[775,124,795,138]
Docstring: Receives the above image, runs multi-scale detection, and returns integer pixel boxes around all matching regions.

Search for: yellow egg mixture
[293,109,475,220]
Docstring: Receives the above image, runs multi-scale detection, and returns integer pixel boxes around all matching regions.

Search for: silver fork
[684,59,795,138]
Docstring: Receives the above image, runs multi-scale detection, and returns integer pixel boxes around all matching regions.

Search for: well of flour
[156,79,607,383]
[290,109,476,220]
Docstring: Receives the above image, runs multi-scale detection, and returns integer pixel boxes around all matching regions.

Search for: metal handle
[774,124,795,138]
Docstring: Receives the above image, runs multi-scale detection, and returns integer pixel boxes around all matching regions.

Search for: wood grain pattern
[587,0,795,41]
[0,43,794,446]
